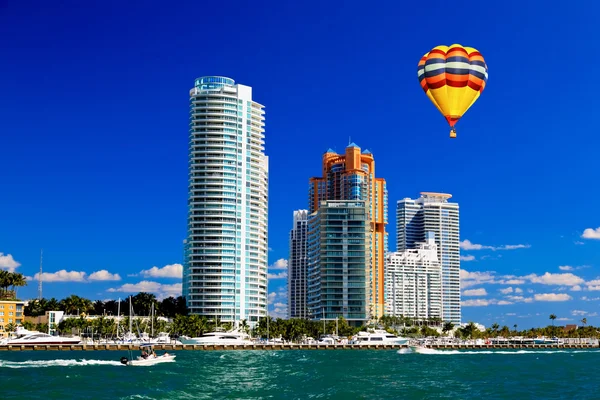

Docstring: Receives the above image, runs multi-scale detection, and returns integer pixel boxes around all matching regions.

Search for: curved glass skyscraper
[183,76,268,327]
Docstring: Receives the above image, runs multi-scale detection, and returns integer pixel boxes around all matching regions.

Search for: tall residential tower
[183,76,268,326]
[307,143,388,323]
[288,210,309,319]
[396,193,460,324]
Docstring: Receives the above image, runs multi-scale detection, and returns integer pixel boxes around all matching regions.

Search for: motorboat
[120,345,176,366]
[2,331,81,345]
[410,345,437,354]
[351,329,409,345]
[179,329,253,345]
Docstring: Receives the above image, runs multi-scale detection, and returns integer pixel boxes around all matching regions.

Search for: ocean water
[1,348,598,399]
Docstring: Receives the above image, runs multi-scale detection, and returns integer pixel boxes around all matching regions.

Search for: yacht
[351,329,409,345]
[1,331,81,345]
[179,329,254,345]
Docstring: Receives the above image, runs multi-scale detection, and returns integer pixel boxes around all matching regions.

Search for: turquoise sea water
[1,349,598,399]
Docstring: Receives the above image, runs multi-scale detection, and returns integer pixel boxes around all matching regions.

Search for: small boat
[409,345,437,354]
[120,345,176,366]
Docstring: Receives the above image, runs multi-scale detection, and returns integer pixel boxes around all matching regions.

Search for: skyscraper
[396,193,460,324]
[307,200,370,325]
[183,76,268,327]
[288,210,309,319]
[385,232,442,321]
[308,143,388,322]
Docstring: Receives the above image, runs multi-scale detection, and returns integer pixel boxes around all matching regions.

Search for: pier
[0,343,596,351]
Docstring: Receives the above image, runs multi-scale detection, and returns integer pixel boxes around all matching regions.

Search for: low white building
[384,232,442,321]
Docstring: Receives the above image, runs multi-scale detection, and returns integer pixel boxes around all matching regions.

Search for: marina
[0,342,597,351]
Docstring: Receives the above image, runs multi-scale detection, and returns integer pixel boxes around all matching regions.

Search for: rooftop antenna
[38,249,43,300]
[348,136,351,145]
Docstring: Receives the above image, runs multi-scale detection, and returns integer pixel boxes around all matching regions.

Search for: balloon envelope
[418,44,488,129]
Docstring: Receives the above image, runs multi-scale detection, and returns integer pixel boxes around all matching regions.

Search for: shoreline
[0,343,597,351]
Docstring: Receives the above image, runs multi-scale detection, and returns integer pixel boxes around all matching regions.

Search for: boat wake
[400,348,600,355]
[0,359,124,368]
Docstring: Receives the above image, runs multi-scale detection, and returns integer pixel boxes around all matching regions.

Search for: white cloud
[582,296,600,301]
[588,312,598,317]
[559,266,573,271]
[515,287,523,293]
[460,240,530,251]
[274,302,286,308]
[571,310,588,316]
[499,287,513,294]
[463,288,487,296]
[534,293,572,302]
[556,317,572,321]
[107,281,182,299]
[506,313,517,316]
[88,270,121,281]
[526,272,584,286]
[575,241,585,245]
[571,285,582,292]
[140,263,182,278]
[268,292,277,305]
[0,253,21,272]
[269,259,288,270]
[33,270,87,282]
[506,295,534,303]
[270,304,287,319]
[460,255,475,262]
[461,299,491,307]
[497,300,513,305]
[268,272,287,280]
[582,227,600,240]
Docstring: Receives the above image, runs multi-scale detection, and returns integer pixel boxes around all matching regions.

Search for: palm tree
[10,273,27,297]
[581,318,587,326]
[491,323,500,336]
[513,324,518,334]
[442,321,454,336]
[549,314,557,326]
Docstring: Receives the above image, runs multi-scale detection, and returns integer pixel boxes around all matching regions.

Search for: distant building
[308,143,388,321]
[0,300,24,336]
[307,201,370,325]
[384,233,442,321]
[183,76,268,327]
[288,210,309,319]
[396,192,460,324]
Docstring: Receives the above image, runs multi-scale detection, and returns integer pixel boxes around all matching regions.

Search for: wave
[400,348,600,355]
[0,359,124,368]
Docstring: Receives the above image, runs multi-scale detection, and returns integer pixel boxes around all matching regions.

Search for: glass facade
[307,201,370,324]
[184,76,268,326]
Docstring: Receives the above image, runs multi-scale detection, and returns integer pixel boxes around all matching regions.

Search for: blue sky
[1,0,599,328]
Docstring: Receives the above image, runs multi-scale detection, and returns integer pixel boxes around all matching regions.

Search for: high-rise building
[396,193,460,324]
[384,232,442,321]
[308,143,388,322]
[307,200,370,324]
[183,76,268,327]
[288,210,309,319]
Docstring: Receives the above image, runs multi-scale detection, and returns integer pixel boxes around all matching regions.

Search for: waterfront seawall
[0,343,597,351]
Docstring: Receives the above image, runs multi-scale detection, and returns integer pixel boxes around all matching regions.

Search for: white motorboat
[2,331,81,345]
[410,345,437,354]
[351,329,409,345]
[120,345,176,366]
[179,329,253,345]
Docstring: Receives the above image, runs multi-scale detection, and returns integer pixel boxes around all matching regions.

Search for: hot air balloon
[418,44,488,138]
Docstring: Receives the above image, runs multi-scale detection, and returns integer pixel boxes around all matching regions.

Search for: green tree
[549,314,557,326]
[442,321,454,336]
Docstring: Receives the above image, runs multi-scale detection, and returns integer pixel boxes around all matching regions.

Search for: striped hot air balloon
[418,44,488,138]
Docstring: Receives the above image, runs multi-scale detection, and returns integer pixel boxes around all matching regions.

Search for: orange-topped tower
[308,143,388,320]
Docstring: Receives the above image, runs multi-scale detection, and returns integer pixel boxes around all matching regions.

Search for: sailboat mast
[151,303,154,338]
[129,296,133,334]
[117,298,121,337]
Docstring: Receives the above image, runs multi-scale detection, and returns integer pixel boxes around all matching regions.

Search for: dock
[0,343,597,351]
